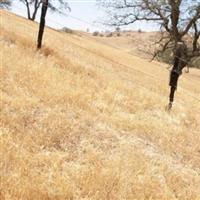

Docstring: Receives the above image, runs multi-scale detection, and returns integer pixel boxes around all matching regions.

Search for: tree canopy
[18,0,70,21]
[98,0,200,63]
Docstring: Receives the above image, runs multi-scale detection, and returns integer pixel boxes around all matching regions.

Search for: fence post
[37,0,48,49]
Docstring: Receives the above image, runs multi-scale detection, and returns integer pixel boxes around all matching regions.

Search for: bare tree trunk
[24,0,31,20]
[37,0,48,49]
[170,0,182,44]
[31,6,39,21]
[31,0,42,21]
[192,22,200,54]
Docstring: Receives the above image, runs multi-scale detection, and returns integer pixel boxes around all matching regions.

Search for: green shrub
[92,31,99,36]
[61,27,73,34]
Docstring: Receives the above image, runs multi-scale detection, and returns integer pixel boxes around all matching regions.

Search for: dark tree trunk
[37,0,48,49]
[31,9,38,21]
[24,0,31,20]
[31,0,42,21]
[193,36,199,53]
[170,1,182,44]
[192,22,200,54]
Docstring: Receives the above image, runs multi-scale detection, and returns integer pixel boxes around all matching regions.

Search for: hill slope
[1,10,200,200]
[85,31,159,59]
[86,31,200,67]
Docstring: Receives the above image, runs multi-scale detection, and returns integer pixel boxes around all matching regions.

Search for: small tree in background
[116,32,120,36]
[116,27,121,32]
[93,31,99,36]
[115,27,121,36]
[18,0,70,21]
[62,27,73,34]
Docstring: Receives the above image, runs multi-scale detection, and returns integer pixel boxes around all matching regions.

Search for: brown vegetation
[1,10,200,200]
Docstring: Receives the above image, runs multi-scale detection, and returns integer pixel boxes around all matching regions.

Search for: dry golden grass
[1,10,200,200]
[89,31,200,66]
[87,31,159,59]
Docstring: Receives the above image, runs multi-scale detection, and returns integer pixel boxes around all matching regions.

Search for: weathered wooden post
[37,0,48,49]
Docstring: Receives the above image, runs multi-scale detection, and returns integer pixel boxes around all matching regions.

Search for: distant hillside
[87,31,200,68]
[1,10,200,200]
[82,31,158,59]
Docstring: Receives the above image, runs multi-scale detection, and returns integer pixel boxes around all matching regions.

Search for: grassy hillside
[1,10,200,200]
[85,31,158,59]
[89,31,200,68]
